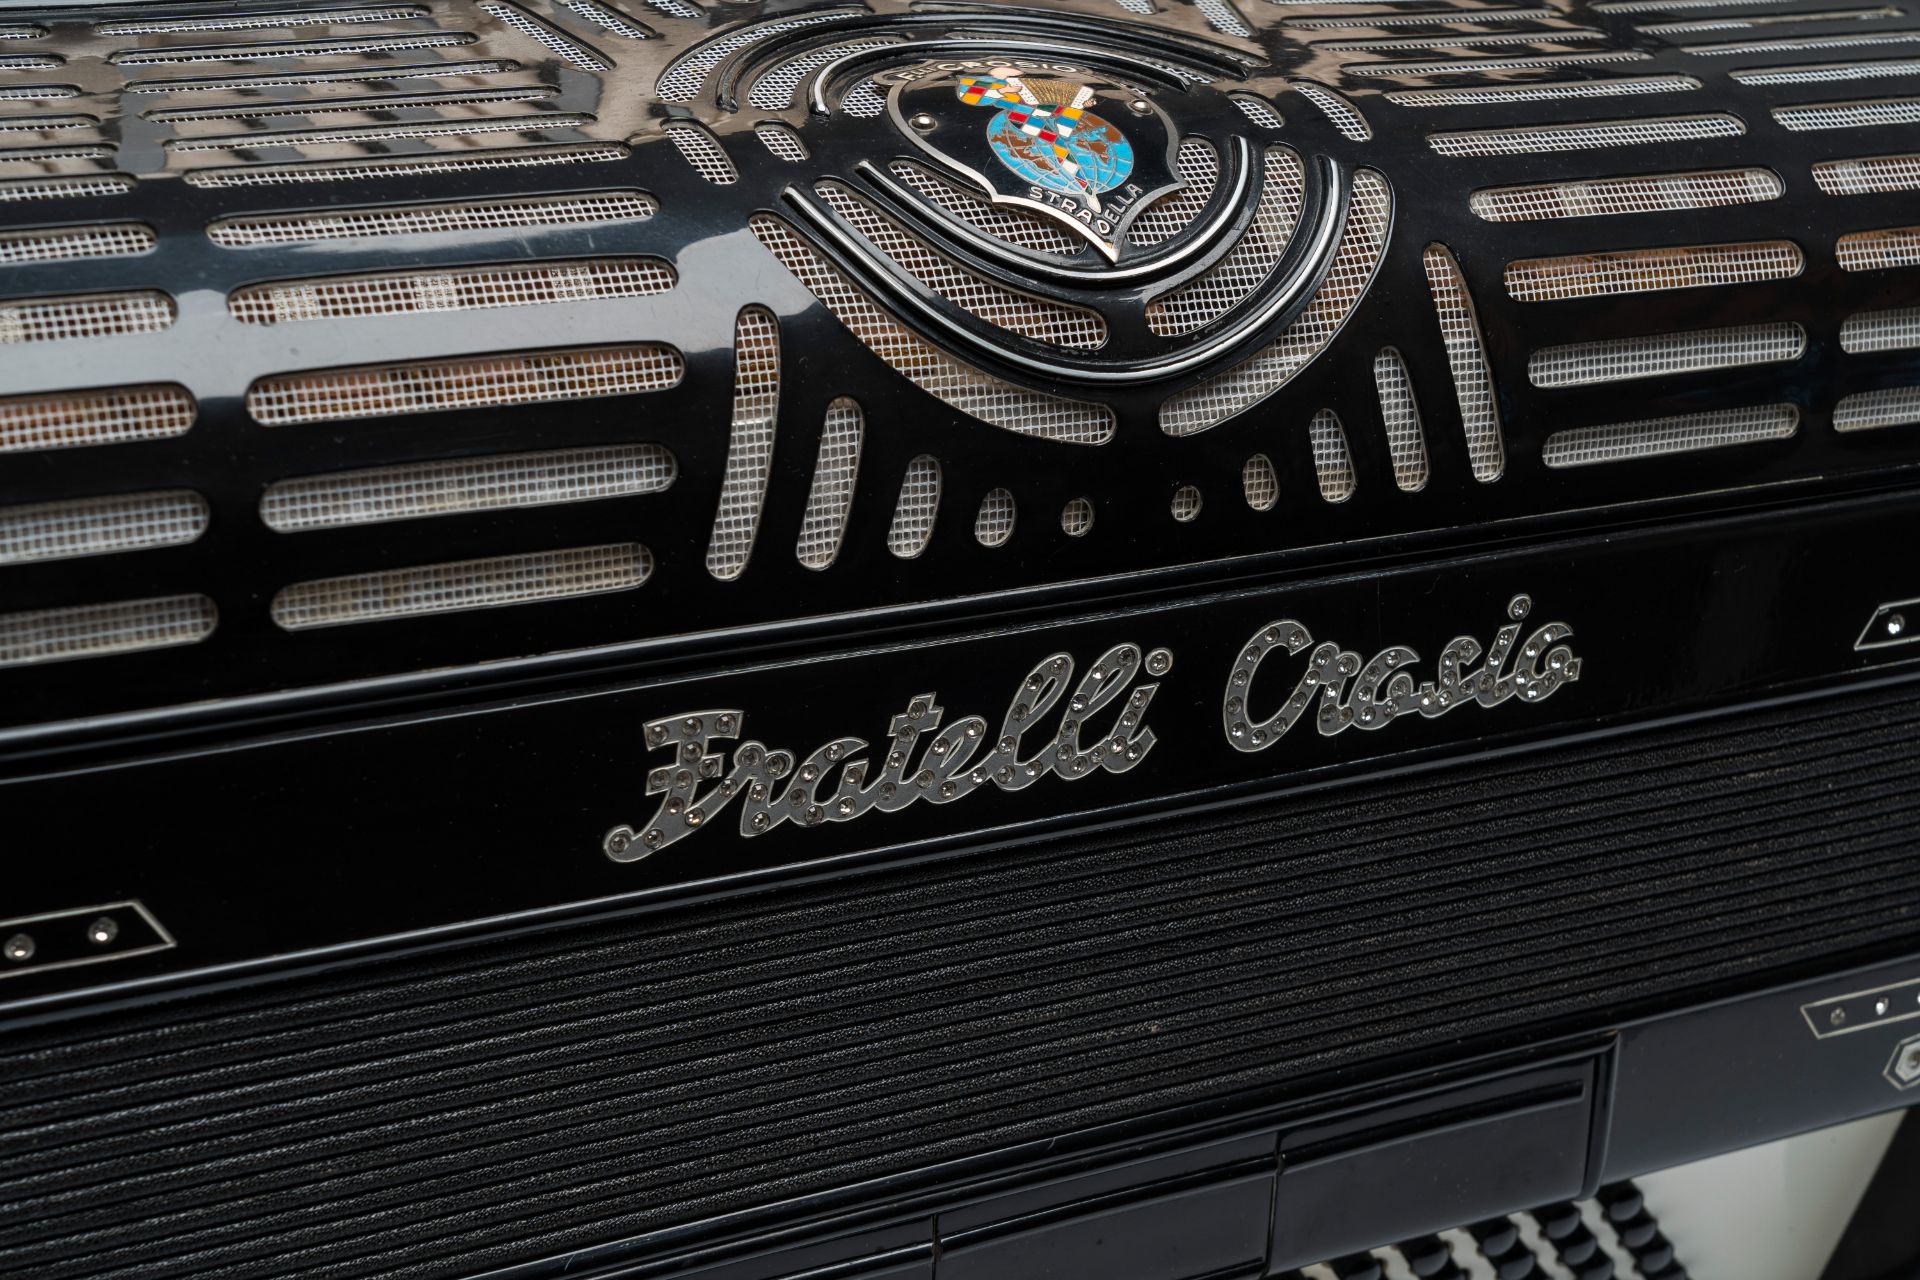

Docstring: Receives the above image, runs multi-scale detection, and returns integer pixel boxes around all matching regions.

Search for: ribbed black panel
[3,683,1919,1280]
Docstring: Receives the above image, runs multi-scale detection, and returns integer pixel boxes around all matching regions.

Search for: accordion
[1,0,1918,1275]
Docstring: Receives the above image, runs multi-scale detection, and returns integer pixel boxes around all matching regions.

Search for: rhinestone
[805,805,823,824]
[917,770,935,787]
[751,812,770,830]
[1876,997,1892,1015]
[1015,703,1030,718]
[740,745,762,765]
[881,782,897,798]
[998,736,1015,752]
[1831,1007,1847,1026]
[826,744,841,760]
[932,739,948,754]
[1509,595,1532,620]
[666,796,684,814]
[717,715,736,733]
[750,784,766,801]
[800,766,817,782]
[683,717,702,735]
[940,781,957,798]
[685,808,703,826]
[1891,613,1907,637]
[648,725,667,747]
[644,828,663,846]
[996,767,1014,784]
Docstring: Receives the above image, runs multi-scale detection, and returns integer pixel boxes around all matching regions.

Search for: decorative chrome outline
[1855,597,1919,650]
[604,643,1164,859]
[782,156,1348,385]
[880,56,1187,262]
[1223,594,1581,752]
[0,900,174,980]
[1801,975,1920,1037]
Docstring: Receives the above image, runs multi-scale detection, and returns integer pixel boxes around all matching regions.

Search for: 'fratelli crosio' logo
[883,58,1185,260]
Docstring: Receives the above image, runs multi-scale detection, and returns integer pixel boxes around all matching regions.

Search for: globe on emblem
[957,68,1136,210]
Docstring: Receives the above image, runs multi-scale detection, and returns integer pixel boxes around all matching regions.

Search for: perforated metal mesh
[111,32,474,63]
[0,385,194,454]
[1371,348,1430,492]
[1543,403,1799,467]
[261,445,675,532]
[1320,29,1607,50]
[1686,30,1920,54]
[1814,153,1920,194]
[0,594,216,668]
[1734,58,1920,84]
[1114,0,1153,13]
[974,488,1016,546]
[170,113,595,150]
[128,59,514,92]
[841,79,886,117]
[184,144,627,187]
[818,183,1106,348]
[887,455,941,559]
[707,309,780,581]
[0,85,79,100]
[0,290,173,344]
[1232,94,1283,128]
[1387,74,1699,104]
[273,544,650,630]
[749,215,1114,444]
[0,55,58,70]
[1309,408,1357,502]
[0,489,207,565]
[96,7,426,33]
[0,222,152,264]
[0,113,101,134]
[1430,113,1741,156]
[563,0,651,39]
[1421,244,1504,483]
[1170,483,1203,522]
[1505,241,1803,301]
[1597,0,1799,10]
[1242,454,1278,510]
[797,398,862,570]
[1060,497,1094,536]
[1530,321,1806,387]
[1291,79,1371,140]
[1775,96,1920,130]
[749,38,900,109]
[1159,169,1392,437]
[1834,386,1920,431]
[207,192,655,246]
[1130,138,1220,247]
[0,144,113,164]
[1346,50,1649,75]
[246,345,683,426]
[656,11,855,102]
[229,259,674,324]
[150,87,557,122]
[1148,146,1304,336]
[480,1,608,69]
[1196,0,1253,35]
[1471,167,1780,221]
[1287,7,1553,25]
[1840,305,1920,352]
[1641,7,1897,34]
[0,174,133,201]
[646,0,700,17]
[1837,225,1920,270]
[755,123,807,162]
[889,161,1081,255]
[664,121,737,184]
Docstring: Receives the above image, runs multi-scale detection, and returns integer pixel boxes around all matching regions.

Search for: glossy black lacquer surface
[2,1,1920,1276]
[0,0,1915,732]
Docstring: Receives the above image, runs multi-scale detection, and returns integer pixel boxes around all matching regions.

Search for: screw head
[910,113,936,131]
[3,934,33,963]
[1145,648,1174,676]
[1127,98,1152,115]
[87,916,118,946]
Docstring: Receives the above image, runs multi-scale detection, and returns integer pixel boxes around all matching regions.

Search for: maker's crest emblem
[882,58,1185,261]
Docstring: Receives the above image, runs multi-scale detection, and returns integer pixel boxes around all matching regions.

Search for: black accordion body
[1,0,1918,1275]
